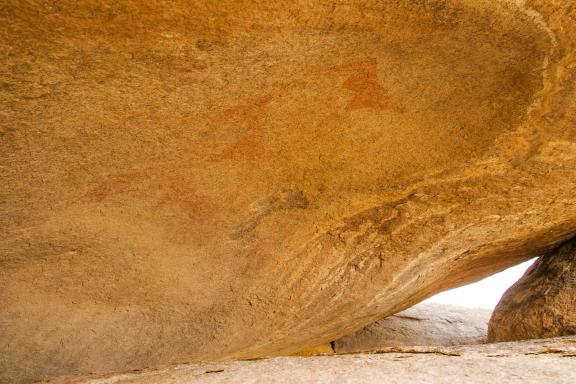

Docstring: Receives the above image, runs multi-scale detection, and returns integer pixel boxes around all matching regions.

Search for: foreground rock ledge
[43,337,576,384]
[1,0,576,383]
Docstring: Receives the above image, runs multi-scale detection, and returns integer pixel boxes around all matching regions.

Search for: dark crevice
[204,369,224,374]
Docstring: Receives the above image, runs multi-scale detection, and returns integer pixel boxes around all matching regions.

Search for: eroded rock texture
[1,0,576,383]
[334,303,490,353]
[489,239,576,342]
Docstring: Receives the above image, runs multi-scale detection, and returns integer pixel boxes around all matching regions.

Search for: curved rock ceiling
[1,0,575,382]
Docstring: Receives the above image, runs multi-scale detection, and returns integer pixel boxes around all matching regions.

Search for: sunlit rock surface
[1,0,576,383]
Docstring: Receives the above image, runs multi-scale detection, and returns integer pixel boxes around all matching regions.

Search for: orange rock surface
[1,0,576,383]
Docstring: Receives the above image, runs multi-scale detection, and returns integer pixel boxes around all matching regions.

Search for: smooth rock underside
[1,0,576,383]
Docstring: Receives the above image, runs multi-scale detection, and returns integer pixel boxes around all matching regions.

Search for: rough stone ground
[43,337,576,384]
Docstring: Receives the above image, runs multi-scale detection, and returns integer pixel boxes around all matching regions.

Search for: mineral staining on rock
[1,0,576,383]
[489,238,576,342]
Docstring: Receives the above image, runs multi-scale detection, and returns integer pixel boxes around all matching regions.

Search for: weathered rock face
[488,239,576,342]
[42,337,576,384]
[1,0,576,383]
[334,303,490,353]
